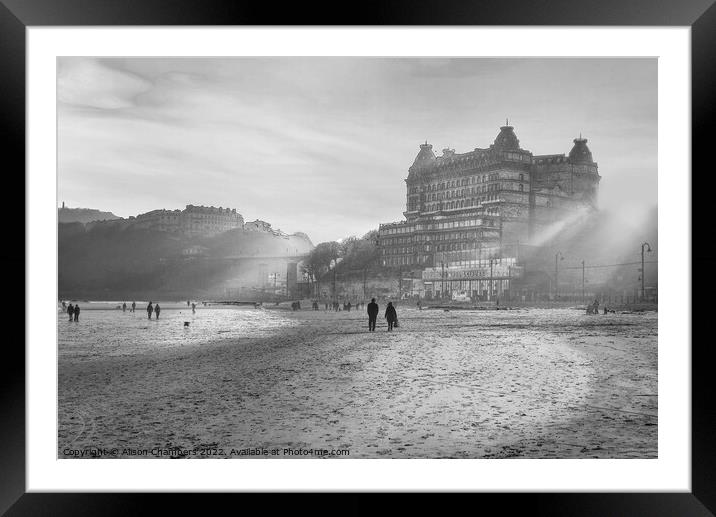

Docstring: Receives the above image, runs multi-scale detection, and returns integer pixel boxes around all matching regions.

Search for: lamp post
[554,251,564,300]
[489,257,495,301]
[641,242,652,301]
[581,260,585,302]
[362,267,367,300]
[332,256,338,302]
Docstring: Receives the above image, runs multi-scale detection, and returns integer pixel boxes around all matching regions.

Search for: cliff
[58,224,313,299]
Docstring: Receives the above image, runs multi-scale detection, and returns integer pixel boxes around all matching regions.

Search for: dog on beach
[184,321,190,327]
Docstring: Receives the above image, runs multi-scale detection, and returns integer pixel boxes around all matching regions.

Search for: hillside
[58,224,313,299]
[59,206,120,224]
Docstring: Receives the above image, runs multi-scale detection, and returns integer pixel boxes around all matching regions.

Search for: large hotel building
[378,123,600,300]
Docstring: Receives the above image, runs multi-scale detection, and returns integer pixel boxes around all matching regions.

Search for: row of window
[420,173,526,191]
[383,247,416,256]
[422,181,525,202]
[422,195,501,212]
[382,230,487,247]
[423,173,504,192]
[381,217,495,236]
[383,240,496,256]
[382,256,418,266]
[380,225,414,235]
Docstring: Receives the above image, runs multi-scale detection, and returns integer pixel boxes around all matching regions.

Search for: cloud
[58,58,153,109]
[57,57,657,244]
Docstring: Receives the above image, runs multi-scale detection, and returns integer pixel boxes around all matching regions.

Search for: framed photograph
[4,0,712,513]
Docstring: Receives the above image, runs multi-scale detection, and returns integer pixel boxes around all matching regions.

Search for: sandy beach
[58,304,657,458]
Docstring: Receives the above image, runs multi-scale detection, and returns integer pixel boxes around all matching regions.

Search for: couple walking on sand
[66,303,80,321]
[366,298,398,332]
[146,302,161,319]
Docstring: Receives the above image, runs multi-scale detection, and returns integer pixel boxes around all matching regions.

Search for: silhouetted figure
[131,301,136,313]
[147,302,154,319]
[154,304,161,320]
[603,306,608,315]
[73,305,80,322]
[592,299,599,314]
[385,302,397,331]
[324,302,328,310]
[122,302,127,313]
[346,302,352,312]
[192,303,196,314]
[417,300,422,311]
[367,298,379,332]
[187,300,191,307]
[61,301,66,310]
[67,303,74,321]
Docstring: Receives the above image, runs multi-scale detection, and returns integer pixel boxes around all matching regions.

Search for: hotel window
[519,184,524,191]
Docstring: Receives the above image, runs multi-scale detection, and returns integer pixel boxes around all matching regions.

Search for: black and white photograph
[55,56,659,460]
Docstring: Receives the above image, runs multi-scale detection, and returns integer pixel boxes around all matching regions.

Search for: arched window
[519,174,524,181]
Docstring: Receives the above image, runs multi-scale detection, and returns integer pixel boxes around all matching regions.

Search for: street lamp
[554,251,564,300]
[640,242,652,301]
[489,257,495,301]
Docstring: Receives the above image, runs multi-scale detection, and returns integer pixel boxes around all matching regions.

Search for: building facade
[134,209,183,232]
[181,205,244,236]
[244,219,274,233]
[378,123,600,299]
[132,205,244,237]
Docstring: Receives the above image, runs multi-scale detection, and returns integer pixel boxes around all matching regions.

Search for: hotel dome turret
[568,136,594,164]
[491,122,521,151]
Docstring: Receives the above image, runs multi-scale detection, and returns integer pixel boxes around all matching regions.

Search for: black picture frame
[3,0,711,514]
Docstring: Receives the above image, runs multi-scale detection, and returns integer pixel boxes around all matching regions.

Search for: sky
[58,57,657,244]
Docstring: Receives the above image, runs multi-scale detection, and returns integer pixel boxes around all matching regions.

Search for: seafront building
[86,204,245,237]
[378,123,600,300]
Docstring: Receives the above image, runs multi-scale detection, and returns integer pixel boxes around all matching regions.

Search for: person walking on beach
[131,301,136,313]
[191,302,196,314]
[154,303,161,320]
[367,298,379,332]
[73,304,80,322]
[67,303,74,321]
[147,302,154,319]
[385,301,397,331]
[122,302,127,313]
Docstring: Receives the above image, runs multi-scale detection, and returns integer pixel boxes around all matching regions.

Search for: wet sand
[58,306,657,458]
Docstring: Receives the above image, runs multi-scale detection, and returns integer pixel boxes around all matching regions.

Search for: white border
[27,27,690,491]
